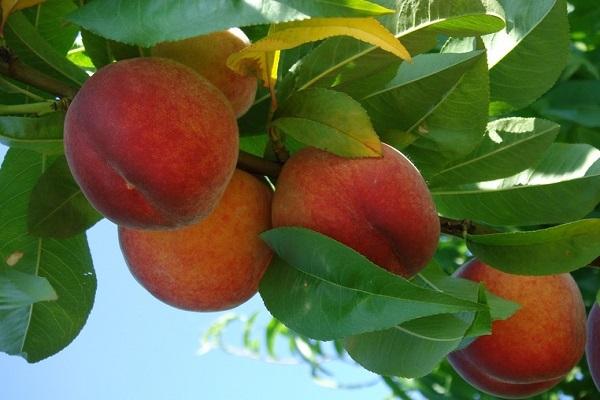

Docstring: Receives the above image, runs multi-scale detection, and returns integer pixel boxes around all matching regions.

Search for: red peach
[118,170,273,311]
[152,28,257,118]
[64,57,238,229]
[271,144,440,277]
[448,259,586,398]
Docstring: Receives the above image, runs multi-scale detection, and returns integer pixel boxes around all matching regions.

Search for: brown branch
[0,47,78,98]
[439,217,498,237]
[237,150,282,178]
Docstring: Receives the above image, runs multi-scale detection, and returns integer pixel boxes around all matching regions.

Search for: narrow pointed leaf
[428,118,560,188]
[0,113,64,154]
[433,144,600,226]
[68,0,394,47]
[484,0,569,114]
[259,227,484,341]
[467,219,600,275]
[228,17,411,86]
[6,11,87,86]
[280,0,505,98]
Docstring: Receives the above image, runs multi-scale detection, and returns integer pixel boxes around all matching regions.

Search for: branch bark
[0,47,78,98]
[237,150,282,178]
[439,216,498,237]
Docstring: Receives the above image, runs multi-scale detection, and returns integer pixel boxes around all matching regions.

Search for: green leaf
[20,0,79,54]
[533,80,600,128]
[416,261,519,321]
[280,0,505,98]
[344,267,484,379]
[344,313,474,378]
[28,156,102,238]
[68,0,394,47]
[433,143,600,226]
[273,88,381,157]
[362,48,488,176]
[0,113,64,154]
[428,118,560,188]
[343,261,518,378]
[0,148,96,363]
[484,0,569,114]
[259,227,484,341]
[0,269,57,310]
[467,219,600,275]
[80,29,112,70]
[5,12,88,86]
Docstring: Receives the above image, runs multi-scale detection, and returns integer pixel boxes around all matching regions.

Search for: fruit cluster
[63,28,599,399]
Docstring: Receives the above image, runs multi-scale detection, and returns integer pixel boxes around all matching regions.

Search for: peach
[586,303,600,390]
[64,57,238,229]
[449,352,562,399]
[448,259,586,398]
[118,170,273,311]
[152,28,257,118]
[271,144,440,277]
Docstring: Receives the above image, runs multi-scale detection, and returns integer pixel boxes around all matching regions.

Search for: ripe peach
[64,57,238,229]
[118,170,273,311]
[448,259,586,398]
[586,303,600,390]
[449,352,562,399]
[152,28,257,118]
[271,144,440,277]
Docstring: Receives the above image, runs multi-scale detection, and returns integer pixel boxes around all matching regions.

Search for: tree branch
[0,47,78,98]
[439,217,498,237]
[237,150,282,178]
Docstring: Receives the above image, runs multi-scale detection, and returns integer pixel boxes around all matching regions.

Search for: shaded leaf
[0,112,64,154]
[279,0,505,99]
[362,47,488,175]
[484,0,569,114]
[0,0,44,33]
[433,143,600,226]
[5,11,87,86]
[533,80,600,128]
[428,118,560,188]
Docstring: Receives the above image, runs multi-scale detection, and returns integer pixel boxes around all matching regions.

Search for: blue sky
[0,146,390,400]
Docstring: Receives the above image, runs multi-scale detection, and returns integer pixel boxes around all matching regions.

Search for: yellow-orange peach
[118,170,273,311]
[64,57,238,229]
[272,144,439,277]
[152,28,257,118]
[448,259,586,398]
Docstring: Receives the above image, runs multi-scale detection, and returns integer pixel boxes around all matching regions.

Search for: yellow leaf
[0,0,44,34]
[12,0,44,11]
[227,17,411,88]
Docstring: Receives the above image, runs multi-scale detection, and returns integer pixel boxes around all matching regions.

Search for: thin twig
[237,150,282,178]
[0,47,78,98]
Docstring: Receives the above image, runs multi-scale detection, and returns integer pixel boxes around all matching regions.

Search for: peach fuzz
[118,170,273,312]
[271,144,440,278]
[64,57,238,229]
[152,28,257,118]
